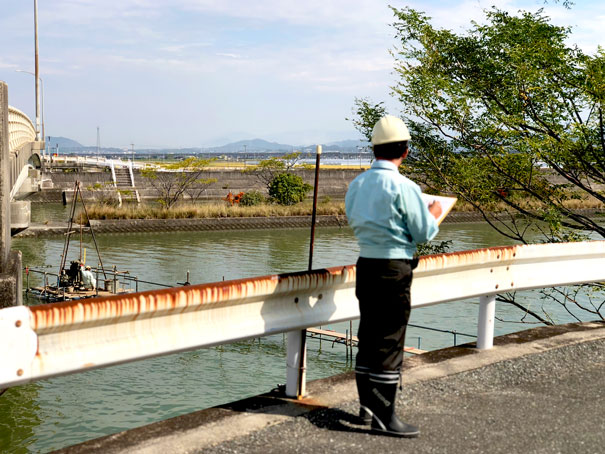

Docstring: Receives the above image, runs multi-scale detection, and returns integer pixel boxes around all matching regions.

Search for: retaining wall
[27,168,364,203]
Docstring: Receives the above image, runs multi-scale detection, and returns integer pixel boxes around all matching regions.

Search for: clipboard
[421,193,457,225]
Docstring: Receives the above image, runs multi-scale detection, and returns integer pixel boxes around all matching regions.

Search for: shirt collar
[371,160,399,172]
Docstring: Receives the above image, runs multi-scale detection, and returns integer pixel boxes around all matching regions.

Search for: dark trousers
[355,257,414,372]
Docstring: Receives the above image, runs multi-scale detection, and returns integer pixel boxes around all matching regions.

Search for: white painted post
[285,330,306,398]
[477,294,496,349]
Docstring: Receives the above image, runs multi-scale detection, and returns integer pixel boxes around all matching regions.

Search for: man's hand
[428,201,442,220]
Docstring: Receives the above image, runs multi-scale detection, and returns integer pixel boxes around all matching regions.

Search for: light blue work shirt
[345,160,438,259]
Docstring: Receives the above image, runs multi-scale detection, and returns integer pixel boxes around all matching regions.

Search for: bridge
[5,102,45,232]
[1,81,46,307]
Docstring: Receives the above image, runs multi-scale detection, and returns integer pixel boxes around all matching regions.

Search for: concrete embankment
[13,208,602,238]
[10,212,506,238]
[27,168,362,203]
[53,321,605,454]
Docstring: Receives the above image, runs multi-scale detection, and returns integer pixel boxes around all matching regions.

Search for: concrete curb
[53,320,605,454]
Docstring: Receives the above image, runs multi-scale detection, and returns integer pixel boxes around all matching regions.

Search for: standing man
[81,265,96,290]
[345,115,442,437]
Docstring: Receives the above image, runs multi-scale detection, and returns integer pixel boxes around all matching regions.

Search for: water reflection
[0,385,42,454]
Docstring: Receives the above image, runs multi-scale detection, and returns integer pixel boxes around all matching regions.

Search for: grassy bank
[81,201,346,220]
[80,197,602,221]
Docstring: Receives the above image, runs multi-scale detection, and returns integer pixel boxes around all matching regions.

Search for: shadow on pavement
[304,407,370,435]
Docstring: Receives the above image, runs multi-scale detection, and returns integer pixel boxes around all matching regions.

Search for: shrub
[268,173,312,206]
[240,190,266,206]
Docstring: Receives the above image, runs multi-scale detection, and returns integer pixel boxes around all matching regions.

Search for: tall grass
[454,196,604,212]
[82,201,347,220]
[81,196,603,221]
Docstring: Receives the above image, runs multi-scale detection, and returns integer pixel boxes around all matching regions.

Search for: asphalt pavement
[56,321,605,454]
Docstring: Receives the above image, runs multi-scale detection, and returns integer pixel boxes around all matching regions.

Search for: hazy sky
[1,1,602,148]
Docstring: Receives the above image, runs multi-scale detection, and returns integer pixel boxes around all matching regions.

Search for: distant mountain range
[46,136,370,154]
[46,136,83,148]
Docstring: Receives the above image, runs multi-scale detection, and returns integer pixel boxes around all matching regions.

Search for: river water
[1,205,601,453]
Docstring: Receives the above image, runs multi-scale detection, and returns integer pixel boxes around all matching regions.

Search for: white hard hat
[371,115,411,145]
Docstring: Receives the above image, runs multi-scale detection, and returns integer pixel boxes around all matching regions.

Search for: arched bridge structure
[6,105,46,232]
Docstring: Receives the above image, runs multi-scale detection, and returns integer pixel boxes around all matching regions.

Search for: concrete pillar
[0,82,22,308]
[0,82,10,266]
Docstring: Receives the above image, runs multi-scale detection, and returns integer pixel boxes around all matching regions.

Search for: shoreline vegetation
[79,197,604,221]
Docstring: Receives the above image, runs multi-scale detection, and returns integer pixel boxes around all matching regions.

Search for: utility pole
[96,127,100,154]
[34,0,41,141]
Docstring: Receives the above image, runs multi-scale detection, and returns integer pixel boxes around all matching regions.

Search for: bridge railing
[1,241,604,396]
[7,106,37,195]
[7,106,35,153]
[44,154,156,170]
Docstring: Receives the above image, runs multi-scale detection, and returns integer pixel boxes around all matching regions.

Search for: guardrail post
[477,294,496,349]
[286,330,306,398]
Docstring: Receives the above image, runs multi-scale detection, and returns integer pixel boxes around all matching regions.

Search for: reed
[82,201,347,220]
[80,195,602,221]
[454,196,604,213]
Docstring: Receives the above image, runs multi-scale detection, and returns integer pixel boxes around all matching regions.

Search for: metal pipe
[408,323,476,339]
[59,182,79,275]
[286,331,306,397]
[308,145,322,270]
[121,276,172,288]
[34,0,41,141]
[292,144,322,399]
[113,266,117,294]
[77,183,108,279]
[477,294,496,349]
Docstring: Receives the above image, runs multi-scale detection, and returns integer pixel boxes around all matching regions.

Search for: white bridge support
[1,242,605,397]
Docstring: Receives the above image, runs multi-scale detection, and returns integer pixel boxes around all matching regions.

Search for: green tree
[239,190,266,206]
[347,97,387,149]
[141,157,217,209]
[244,151,305,189]
[388,6,604,242]
[350,5,605,323]
[268,173,312,206]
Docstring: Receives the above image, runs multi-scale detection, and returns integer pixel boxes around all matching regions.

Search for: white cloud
[0,60,19,70]
[175,0,392,28]
[216,53,242,59]
[4,1,602,147]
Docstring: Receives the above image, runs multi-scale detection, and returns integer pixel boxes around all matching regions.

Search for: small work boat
[25,262,137,302]
[25,181,138,302]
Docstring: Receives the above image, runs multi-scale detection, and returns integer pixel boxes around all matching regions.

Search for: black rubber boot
[355,367,372,425]
[368,371,419,438]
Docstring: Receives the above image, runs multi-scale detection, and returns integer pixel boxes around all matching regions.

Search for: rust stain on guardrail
[29,265,356,332]
[418,245,520,271]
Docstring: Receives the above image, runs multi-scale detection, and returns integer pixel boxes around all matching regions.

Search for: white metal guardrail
[1,242,604,396]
